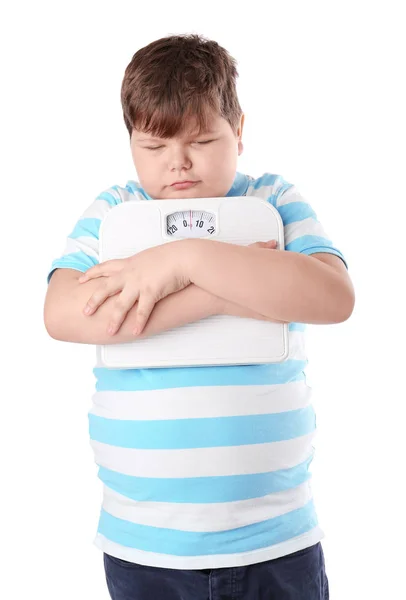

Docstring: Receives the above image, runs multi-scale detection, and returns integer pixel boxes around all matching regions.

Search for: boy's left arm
[183,239,355,325]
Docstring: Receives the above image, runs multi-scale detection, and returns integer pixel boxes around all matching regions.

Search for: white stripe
[62,236,99,258]
[284,217,329,246]
[101,480,314,532]
[80,197,115,220]
[94,527,324,569]
[124,182,149,201]
[246,181,281,202]
[89,431,315,478]
[275,185,306,207]
[89,380,312,421]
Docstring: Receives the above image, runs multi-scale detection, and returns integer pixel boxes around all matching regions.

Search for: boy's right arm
[44,269,287,345]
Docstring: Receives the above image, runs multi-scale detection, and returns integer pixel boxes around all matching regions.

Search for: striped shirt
[47,172,347,569]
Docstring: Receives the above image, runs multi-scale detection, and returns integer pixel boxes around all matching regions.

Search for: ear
[237,113,245,156]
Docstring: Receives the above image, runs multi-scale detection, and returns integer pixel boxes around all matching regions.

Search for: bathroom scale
[97,196,289,368]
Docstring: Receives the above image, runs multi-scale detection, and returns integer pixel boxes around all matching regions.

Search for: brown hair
[120,33,243,140]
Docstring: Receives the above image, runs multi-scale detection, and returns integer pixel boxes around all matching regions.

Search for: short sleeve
[46,186,123,284]
[275,183,348,270]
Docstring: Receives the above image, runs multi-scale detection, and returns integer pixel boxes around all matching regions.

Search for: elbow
[44,305,68,341]
[333,287,356,323]
[44,322,59,341]
[44,318,76,342]
[44,305,56,339]
[44,311,63,341]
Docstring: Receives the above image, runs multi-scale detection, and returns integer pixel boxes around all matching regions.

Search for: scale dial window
[166,210,216,238]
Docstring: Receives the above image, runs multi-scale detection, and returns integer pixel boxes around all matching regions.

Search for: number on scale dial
[166,210,216,238]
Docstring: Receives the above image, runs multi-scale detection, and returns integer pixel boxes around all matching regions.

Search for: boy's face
[130,113,244,199]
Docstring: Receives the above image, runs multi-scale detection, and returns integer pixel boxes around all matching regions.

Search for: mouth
[170,181,200,190]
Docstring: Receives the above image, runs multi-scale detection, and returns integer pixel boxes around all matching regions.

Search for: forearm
[51,280,283,345]
[138,286,286,340]
[185,239,352,324]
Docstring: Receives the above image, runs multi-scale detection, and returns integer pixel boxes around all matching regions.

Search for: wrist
[211,292,227,316]
[179,239,226,315]
[178,238,202,282]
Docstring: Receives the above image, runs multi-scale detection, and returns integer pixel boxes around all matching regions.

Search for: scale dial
[166,210,216,238]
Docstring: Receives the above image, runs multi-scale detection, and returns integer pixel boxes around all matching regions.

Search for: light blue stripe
[265,193,279,207]
[97,499,318,555]
[285,236,348,269]
[226,172,250,197]
[289,322,306,332]
[96,191,121,207]
[277,202,317,225]
[47,251,98,284]
[97,453,314,503]
[125,181,152,200]
[89,404,315,449]
[285,235,333,253]
[303,248,348,270]
[69,217,101,239]
[93,361,307,392]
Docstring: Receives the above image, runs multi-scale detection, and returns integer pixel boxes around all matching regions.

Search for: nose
[168,146,192,171]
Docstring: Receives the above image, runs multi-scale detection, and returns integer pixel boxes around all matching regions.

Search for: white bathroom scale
[98,196,289,369]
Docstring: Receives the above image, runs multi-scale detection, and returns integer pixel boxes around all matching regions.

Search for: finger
[79,259,124,283]
[262,240,278,248]
[250,240,277,249]
[106,287,140,336]
[83,279,123,315]
[79,267,102,283]
[78,271,92,283]
[133,293,156,336]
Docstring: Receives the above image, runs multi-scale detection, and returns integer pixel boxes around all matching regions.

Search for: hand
[78,241,191,337]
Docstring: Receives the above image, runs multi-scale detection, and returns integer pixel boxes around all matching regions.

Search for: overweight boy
[44,33,354,600]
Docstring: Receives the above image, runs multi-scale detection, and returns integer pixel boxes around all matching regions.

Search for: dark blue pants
[103,542,329,599]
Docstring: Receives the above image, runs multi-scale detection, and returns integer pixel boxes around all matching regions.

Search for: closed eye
[146,140,215,150]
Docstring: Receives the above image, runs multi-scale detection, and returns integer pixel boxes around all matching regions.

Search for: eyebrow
[136,131,218,142]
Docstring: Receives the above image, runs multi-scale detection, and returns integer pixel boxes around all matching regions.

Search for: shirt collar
[225,172,250,197]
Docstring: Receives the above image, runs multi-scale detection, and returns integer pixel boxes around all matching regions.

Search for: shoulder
[246,172,294,204]
[122,180,151,201]
[76,180,149,236]
[85,180,148,224]
[94,179,149,208]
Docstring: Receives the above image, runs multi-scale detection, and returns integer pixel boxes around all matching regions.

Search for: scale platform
[98,196,289,368]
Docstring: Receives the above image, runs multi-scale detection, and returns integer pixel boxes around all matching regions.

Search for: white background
[2,1,405,598]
